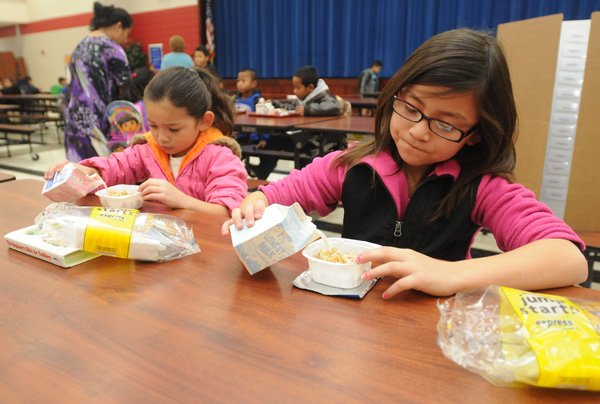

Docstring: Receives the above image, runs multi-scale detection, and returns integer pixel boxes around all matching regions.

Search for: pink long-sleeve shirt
[261,149,585,253]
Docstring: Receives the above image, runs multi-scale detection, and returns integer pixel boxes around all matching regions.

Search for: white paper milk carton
[230,203,320,275]
[42,163,105,203]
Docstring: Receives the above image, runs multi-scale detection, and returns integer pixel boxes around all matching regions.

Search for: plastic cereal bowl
[95,184,143,209]
[302,238,380,289]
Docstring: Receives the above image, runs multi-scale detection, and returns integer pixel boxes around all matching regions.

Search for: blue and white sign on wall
[148,43,163,70]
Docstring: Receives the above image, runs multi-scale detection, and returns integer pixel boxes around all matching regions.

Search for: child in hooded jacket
[46,66,247,217]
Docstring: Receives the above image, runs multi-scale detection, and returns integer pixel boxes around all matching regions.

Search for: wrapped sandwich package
[35,202,200,262]
[437,285,600,391]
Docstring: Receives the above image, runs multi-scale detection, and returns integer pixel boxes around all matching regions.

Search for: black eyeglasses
[392,96,477,143]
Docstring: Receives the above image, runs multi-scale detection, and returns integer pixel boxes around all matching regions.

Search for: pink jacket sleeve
[198,144,248,212]
[473,175,585,251]
[260,151,346,216]
[80,145,149,186]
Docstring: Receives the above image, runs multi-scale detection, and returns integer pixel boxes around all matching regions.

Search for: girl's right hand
[43,160,98,180]
[44,160,70,179]
[221,191,269,236]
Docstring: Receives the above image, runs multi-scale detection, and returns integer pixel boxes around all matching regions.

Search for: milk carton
[230,203,320,275]
[42,163,106,202]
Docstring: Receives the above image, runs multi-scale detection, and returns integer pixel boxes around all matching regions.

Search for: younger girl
[222,29,587,296]
[46,67,247,217]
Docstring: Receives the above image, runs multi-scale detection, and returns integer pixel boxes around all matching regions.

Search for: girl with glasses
[223,28,587,297]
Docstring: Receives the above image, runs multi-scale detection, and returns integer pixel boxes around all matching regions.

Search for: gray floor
[1,128,598,290]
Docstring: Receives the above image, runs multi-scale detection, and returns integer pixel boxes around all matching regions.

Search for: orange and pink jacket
[81,128,247,213]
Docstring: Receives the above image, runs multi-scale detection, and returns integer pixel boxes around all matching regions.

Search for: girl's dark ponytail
[194,67,235,137]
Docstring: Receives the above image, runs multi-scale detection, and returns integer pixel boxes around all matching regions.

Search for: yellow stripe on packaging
[83,207,138,258]
[501,286,600,390]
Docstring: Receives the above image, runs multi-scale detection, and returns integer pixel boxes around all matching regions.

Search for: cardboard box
[5,225,99,268]
[498,12,600,231]
[230,203,320,275]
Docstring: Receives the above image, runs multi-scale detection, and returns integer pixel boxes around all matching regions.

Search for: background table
[344,96,379,115]
[235,114,342,169]
[1,179,599,402]
[295,115,375,135]
[234,113,340,133]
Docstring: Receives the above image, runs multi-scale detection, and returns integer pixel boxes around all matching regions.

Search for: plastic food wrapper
[437,285,600,391]
[34,202,200,262]
[42,163,106,202]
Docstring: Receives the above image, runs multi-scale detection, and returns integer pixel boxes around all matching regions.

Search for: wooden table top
[235,113,340,132]
[1,179,599,402]
[295,115,375,135]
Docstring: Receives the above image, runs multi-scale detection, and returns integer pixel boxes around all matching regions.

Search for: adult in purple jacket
[64,2,132,162]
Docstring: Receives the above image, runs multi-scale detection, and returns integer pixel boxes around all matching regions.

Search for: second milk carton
[230,203,320,275]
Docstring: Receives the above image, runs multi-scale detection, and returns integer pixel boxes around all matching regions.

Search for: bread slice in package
[437,285,600,391]
[34,202,200,262]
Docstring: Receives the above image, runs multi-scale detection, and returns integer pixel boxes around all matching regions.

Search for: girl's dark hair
[121,67,154,103]
[144,67,212,121]
[336,28,517,219]
[194,67,235,137]
[90,2,132,30]
[294,65,320,87]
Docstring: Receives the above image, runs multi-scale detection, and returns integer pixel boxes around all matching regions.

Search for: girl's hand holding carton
[44,162,211,210]
[224,191,269,231]
[42,162,105,203]
[44,160,99,180]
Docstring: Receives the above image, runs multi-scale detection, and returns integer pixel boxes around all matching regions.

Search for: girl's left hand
[358,247,463,298]
[139,178,188,209]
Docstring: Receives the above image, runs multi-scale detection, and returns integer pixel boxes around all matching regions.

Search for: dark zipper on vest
[391,174,446,245]
[394,221,402,237]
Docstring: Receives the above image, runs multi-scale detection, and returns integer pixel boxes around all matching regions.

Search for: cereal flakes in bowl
[95,184,143,209]
[301,237,380,289]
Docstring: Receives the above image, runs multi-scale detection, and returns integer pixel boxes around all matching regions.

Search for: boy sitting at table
[273,65,341,116]
[233,68,268,145]
[253,66,343,180]
[233,68,271,178]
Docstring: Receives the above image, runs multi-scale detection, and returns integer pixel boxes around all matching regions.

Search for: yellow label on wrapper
[83,207,138,258]
[501,287,600,390]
